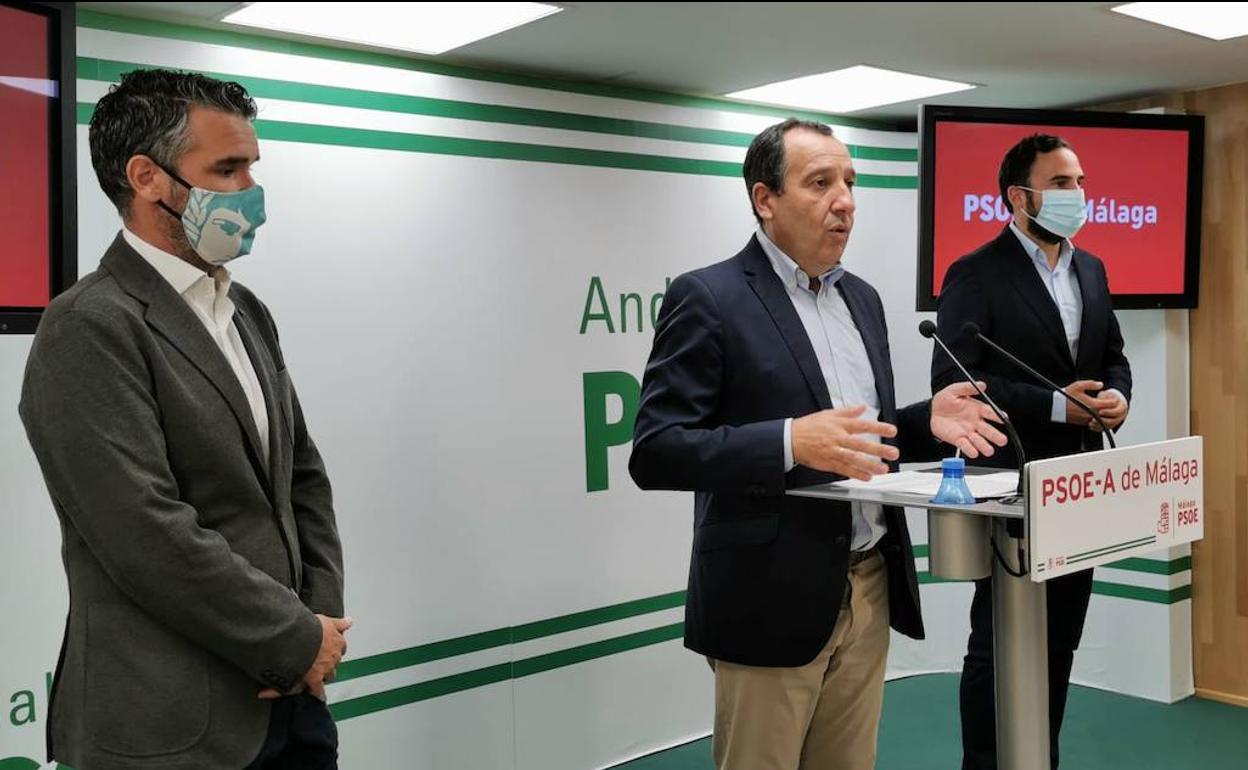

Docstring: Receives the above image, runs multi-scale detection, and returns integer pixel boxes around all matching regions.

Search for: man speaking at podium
[631,118,1007,770]
[931,133,1133,769]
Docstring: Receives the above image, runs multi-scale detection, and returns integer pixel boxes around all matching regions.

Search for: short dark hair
[88,69,258,215]
[743,118,835,225]
[997,133,1072,213]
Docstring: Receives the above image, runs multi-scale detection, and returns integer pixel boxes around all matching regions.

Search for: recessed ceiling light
[725,65,976,114]
[1111,2,1248,41]
[221,2,563,55]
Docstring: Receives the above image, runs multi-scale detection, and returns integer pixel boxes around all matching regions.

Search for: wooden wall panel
[1100,83,1248,706]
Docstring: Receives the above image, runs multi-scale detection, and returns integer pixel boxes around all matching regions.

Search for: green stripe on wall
[512,623,685,678]
[330,570,1191,719]
[252,118,736,177]
[76,11,902,131]
[336,567,1193,682]
[1104,556,1192,575]
[331,662,513,721]
[326,571,1188,718]
[330,623,684,721]
[512,590,685,643]
[335,563,1187,688]
[336,628,511,683]
[337,591,684,682]
[1091,581,1192,605]
[74,105,918,187]
[77,57,917,162]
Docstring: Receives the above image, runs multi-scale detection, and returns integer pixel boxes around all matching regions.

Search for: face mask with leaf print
[156,164,267,265]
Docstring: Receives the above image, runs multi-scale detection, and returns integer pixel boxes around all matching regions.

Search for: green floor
[617,673,1247,769]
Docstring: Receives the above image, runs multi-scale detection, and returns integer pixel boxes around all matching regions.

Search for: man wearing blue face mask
[931,134,1132,769]
[19,69,348,769]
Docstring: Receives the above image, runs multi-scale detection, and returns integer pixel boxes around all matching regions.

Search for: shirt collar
[122,227,233,319]
[122,227,215,293]
[756,227,844,294]
[1008,221,1073,274]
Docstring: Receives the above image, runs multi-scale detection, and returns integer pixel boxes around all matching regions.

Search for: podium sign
[1027,437,1204,582]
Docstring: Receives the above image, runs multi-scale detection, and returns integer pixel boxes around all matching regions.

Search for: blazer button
[748,484,766,497]
[262,669,289,689]
[834,535,848,545]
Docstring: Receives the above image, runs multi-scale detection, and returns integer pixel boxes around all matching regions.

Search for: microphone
[920,320,1025,495]
[961,322,1116,448]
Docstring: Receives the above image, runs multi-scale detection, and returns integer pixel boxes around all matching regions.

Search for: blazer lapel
[231,297,303,589]
[998,229,1076,369]
[741,238,832,411]
[232,303,283,485]
[1071,250,1102,375]
[101,234,272,487]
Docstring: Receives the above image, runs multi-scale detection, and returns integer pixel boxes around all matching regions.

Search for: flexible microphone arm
[961,322,1117,449]
[920,320,1025,495]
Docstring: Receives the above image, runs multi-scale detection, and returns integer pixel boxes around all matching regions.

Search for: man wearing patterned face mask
[20,69,349,770]
[931,134,1133,769]
[155,159,268,266]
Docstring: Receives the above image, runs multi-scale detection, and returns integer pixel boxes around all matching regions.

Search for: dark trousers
[245,693,339,770]
[960,570,1094,770]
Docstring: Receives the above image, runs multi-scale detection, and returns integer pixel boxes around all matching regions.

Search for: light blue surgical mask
[157,165,267,265]
[1018,186,1086,239]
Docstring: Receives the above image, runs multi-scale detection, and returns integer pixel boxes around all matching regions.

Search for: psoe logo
[1177,499,1201,527]
[1157,501,1171,534]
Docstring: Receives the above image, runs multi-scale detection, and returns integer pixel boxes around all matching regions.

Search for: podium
[788,437,1205,770]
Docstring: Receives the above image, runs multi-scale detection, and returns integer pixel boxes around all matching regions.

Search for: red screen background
[931,121,1191,297]
[0,4,52,308]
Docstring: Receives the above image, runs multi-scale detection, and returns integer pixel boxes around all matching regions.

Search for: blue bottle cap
[941,457,966,472]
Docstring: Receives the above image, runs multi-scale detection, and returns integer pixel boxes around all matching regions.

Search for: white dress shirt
[1008,223,1123,423]
[123,228,270,462]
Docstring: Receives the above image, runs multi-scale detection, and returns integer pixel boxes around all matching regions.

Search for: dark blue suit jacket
[932,227,1132,466]
[630,235,935,667]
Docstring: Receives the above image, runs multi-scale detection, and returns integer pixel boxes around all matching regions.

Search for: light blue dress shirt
[757,228,887,552]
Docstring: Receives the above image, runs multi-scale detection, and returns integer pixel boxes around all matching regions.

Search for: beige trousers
[711,551,891,770]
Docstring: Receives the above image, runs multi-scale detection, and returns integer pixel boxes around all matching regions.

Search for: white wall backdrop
[0,12,1193,768]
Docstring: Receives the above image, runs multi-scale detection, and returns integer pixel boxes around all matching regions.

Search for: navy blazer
[630,235,935,667]
[932,227,1132,465]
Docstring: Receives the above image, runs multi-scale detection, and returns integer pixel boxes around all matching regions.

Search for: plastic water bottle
[931,457,976,505]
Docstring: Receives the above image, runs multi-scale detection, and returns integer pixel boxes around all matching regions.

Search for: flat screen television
[0,1,75,333]
[917,104,1204,311]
